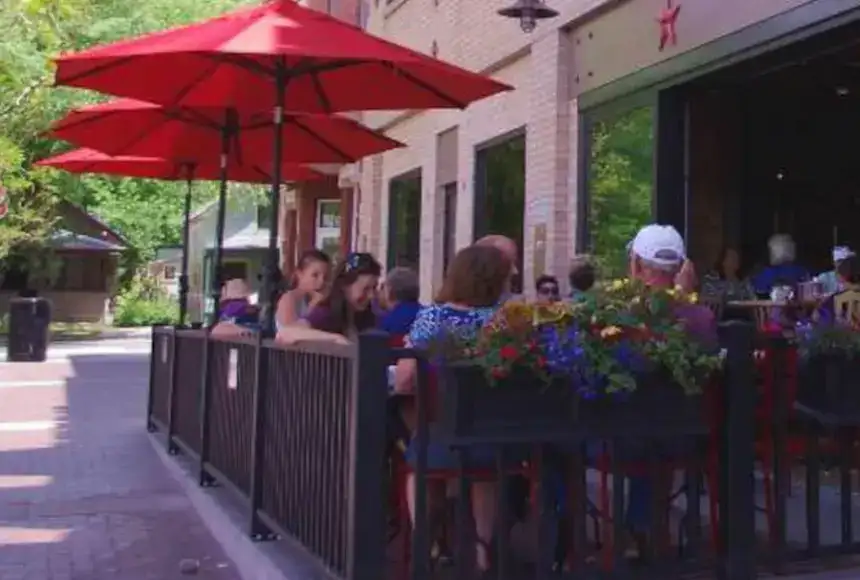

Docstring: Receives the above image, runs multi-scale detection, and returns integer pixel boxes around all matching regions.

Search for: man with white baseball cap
[628,224,716,344]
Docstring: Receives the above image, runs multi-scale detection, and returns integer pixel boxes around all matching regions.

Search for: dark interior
[685,19,860,274]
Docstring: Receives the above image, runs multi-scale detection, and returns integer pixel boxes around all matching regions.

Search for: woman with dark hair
[701,246,754,302]
[276,249,331,329]
[275,252,381,344]
[301,252,382,335]
[393,244,512,575]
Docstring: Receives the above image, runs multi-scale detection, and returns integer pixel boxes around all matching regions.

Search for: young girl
[275,252,382,344]
[276,249,331,330]
[302,252,381,335]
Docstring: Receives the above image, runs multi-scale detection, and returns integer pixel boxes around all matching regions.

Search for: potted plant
[434,282,721,442]
[434,300,579,443]
[797,321,860,423]
[562,279,721,437]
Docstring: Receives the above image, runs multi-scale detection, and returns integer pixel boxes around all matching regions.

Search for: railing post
[345,330,389,580]
[198,331,216,486]
[146,325,159,432]
[248,333,275,540]
[165,328,180,454]
[718,321,756,580]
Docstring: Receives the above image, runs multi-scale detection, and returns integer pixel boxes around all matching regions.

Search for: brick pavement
[0,354,241,580]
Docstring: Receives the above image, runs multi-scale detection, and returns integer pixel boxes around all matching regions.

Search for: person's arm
[275,326,349,345]
[393,305,435,394]
[276,290,299,327]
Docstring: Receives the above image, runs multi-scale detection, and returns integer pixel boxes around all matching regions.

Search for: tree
[588,107,655,277]
[0,0,257,274]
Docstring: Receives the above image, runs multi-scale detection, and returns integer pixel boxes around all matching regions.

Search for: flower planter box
[435,362,579,444]
[578,371,709,439]
[798,354,860,425]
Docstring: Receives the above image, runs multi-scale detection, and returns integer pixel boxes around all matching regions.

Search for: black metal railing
[146,325,174,432]
[144,322,860,580]
[168,328,206,456]
[204,335,258,497]
[147,329,388,579]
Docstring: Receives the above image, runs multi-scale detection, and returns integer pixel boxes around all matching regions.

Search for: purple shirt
[674,303,718,350]
[304,304,376,335]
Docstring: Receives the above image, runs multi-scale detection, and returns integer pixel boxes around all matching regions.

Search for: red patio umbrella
[53,0,512,333]
[53,0,511,112]
[36,147,324,324]
[49,99,404,164]
[35,147,325,183]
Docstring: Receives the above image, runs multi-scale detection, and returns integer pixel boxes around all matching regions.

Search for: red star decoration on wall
[657,0,681,51]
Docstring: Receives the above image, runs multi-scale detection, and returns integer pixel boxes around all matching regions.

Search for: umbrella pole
[209,116,233,327]
[178,165,194,327]
[261,73,287,337]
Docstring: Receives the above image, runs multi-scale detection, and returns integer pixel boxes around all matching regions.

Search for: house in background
[149,246,183,299]
[0,200,126,323]
[186,190,275,323]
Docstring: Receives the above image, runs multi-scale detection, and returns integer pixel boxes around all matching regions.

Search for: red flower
[499,345,519,360]
[491,367,507,379]
[536,356,546,368]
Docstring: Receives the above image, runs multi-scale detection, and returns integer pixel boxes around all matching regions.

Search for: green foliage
[588,108,655,278]
[113,273,178,327]
[0,0,257,269]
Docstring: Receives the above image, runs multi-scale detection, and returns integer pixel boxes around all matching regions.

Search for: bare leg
[472,482,496,571]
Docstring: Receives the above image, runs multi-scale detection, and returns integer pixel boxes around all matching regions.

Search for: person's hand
[675,259,698,293]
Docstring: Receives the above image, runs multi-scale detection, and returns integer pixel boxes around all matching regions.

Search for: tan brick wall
[356,0,615,299]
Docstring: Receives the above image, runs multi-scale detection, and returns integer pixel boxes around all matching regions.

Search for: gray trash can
[7,296,51,362]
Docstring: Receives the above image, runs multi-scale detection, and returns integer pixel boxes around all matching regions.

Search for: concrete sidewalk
[0,354,240,580]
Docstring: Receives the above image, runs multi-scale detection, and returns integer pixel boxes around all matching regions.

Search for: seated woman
[377,266,422,338]
[752,234,810,297]
[393,244,512,574]
[816,254,860,323]
[276,249,331,330]
[702,246,753,302]
[275,252,381,345]
[211,278,260,337]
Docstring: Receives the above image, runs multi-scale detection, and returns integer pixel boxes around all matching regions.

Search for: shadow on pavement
[0,352,240,579]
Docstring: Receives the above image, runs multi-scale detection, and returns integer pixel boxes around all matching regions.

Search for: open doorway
[683,19,860,277]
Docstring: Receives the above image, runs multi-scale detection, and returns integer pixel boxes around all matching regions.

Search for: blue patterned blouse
[406,303,497,350]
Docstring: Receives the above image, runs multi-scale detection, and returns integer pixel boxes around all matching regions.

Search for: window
[585,107,655,277]
[474,133,525,292]
[387,171,422,271]
[442,182,457,275]
[55,255,106,292]
[164,265,177,280]
[256,200,273,230]
[315,200,342,260]
[317,200,341,228]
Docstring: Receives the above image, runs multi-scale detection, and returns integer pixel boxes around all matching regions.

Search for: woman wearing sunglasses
[276,252,382,344]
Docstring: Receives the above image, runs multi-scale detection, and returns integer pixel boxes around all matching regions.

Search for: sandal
[475,538,493,577]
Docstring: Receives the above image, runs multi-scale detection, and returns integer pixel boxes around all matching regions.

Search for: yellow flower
[609,278,627,291]
[688,292,699,304]
[600,325,623,339]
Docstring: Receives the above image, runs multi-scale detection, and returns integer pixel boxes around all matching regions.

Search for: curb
[147,435,290,580]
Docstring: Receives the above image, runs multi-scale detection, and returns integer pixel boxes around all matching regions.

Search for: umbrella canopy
[35,147,325,183]
[49,99,404,164]
[53,0,512,111]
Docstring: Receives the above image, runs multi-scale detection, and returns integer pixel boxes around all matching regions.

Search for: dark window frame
[387,169,422,272]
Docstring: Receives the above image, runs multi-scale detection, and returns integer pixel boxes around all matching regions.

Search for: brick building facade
[351,0,611,300]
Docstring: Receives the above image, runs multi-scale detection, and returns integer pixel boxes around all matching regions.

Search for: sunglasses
[538,285,559,296]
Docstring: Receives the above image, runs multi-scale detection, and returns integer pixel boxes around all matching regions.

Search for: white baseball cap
[833,246,855,263]
[630,224,686,266]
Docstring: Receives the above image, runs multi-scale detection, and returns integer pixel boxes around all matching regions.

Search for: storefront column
[526,29,573,292]
[339,186,354,258]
